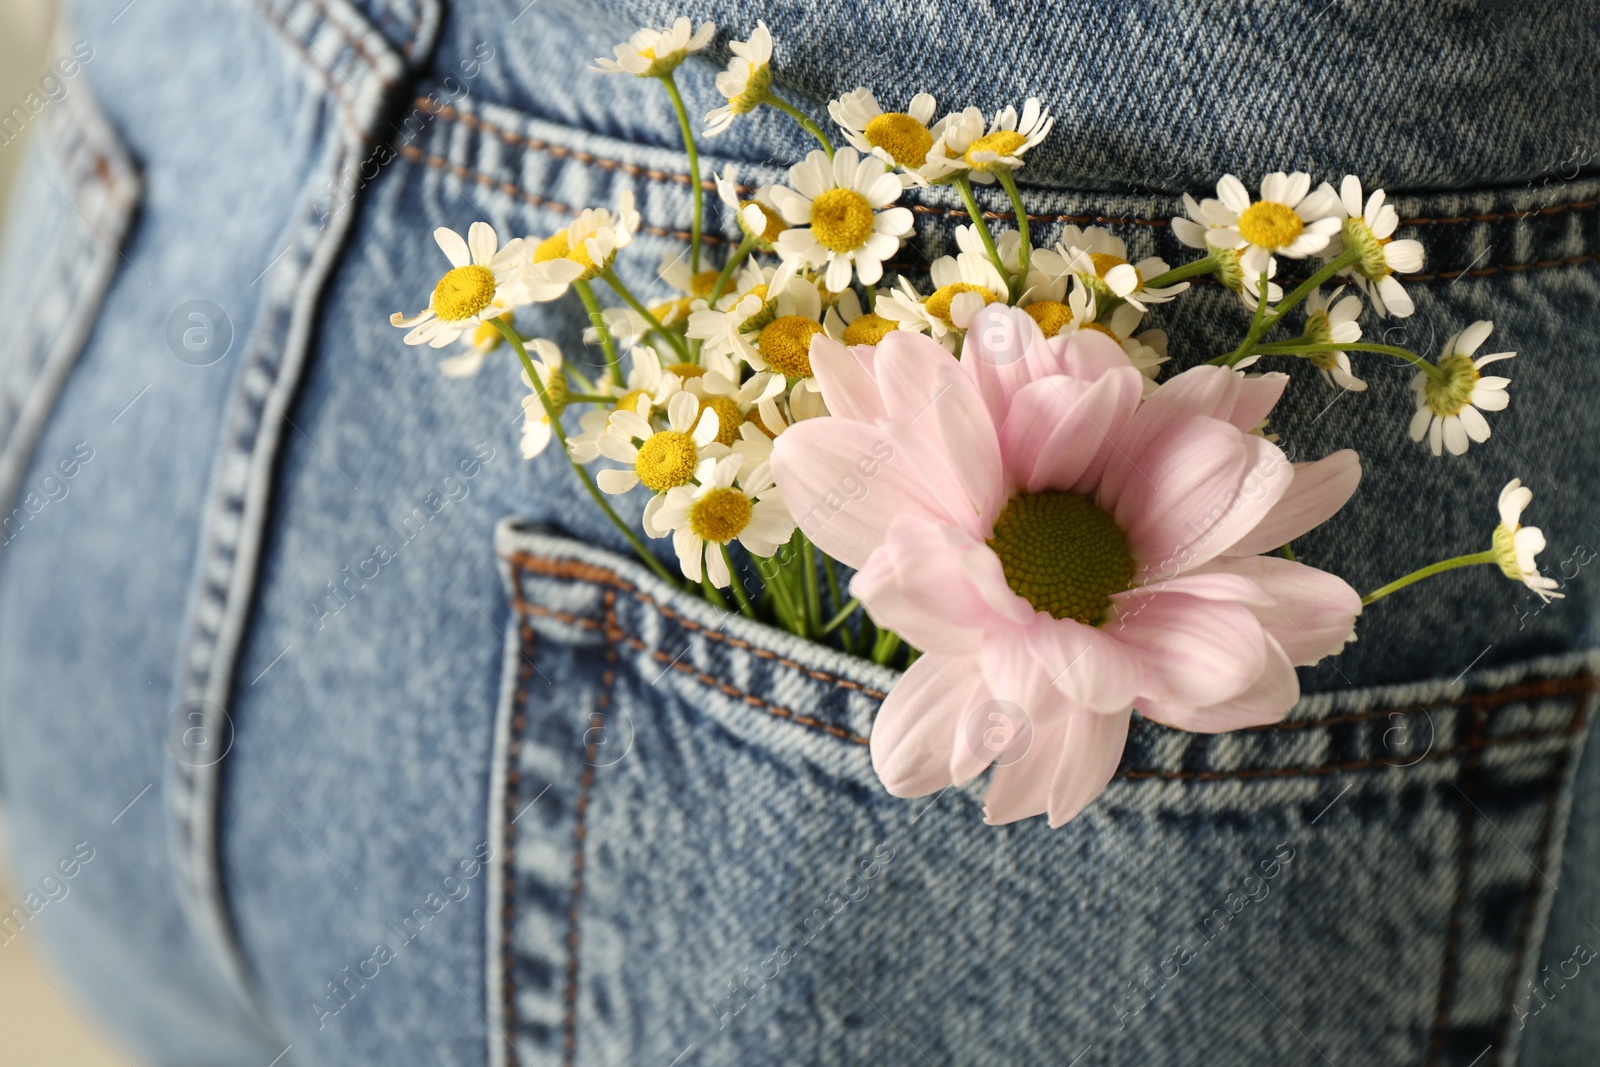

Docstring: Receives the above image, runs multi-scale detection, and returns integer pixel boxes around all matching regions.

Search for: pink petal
[1193,555,1361,665]
[871,654,987,797]
[1225,450,1361,556]
[809,334,885,422]
[875,339,1005,526]
[1115,417,1292,577]
[960,305,1049,427]
[1098,367,1287,511]
[999,369,1145,494]
[982,710,1068,825]
[1047,709,1131,827]
[1024,614,1143,713]
[772,420,973,568]
[1044,327,1135,383]
[1112,594,1269,710]
[1139,635,1297,733]
[1113,571,1272,608]
[850,514,1028,655]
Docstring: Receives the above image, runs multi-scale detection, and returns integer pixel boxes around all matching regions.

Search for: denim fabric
[0,0,1597,1065]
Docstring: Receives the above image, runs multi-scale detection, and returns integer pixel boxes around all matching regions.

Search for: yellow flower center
[688,486,753,543]
[1088,252,1141,287]
[841,311,897,346]
[1080,321,1118,339]
[987,491,1136,625]
[533,233,570,263]
[740,201,785,243]
[612,388,650,415]
[666,362,706,379]
[1237,201,1305,250]
[687,270,721,298]
[651,297,695,326]
[698,395,744,446]
[634,431,699,492]
[925,282,1001,329]
[863,112,934,167]
[808,188,876,253]
[432,264,497,321]
[1023,300,1075,338]
[757,315,823,377]
[1423,353,1481,418]
[471,313,513,350]
[964,130,1028,170]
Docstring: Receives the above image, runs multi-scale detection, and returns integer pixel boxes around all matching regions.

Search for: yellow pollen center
[1088,252,1141,289]
[688,270,721,298]
[1023,300,1075,338]
[533,233,570,263]
[964,130,1028,170]
[842,312,897,346]
[1080,321,1118,339]
[1237,201,1305,249]
[757,315,823,377]
[863,112,934,167]
[987,491,1137,625]
[651,297,695,326]
[688,487,753,544]
[432,264,497,321]
[471,313,513,350]
[1424,354,1482,417]
[666,362,706,379]
[926,282,1000,328]
[740,201,786,243]
[612,389,650,415]
[698,396,744,446]
[808,188,876,252]
[634,431,699,492]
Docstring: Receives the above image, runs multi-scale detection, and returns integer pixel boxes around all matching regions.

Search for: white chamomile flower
[686,369,784,448]
[585,305,651,351]
[685,260,782,376]
[1052,225,1188,310]
[566,409,612,464]
[827,89,946,185]
[438,312,516,377]
[1410,320,1513,456]
[715,171,786,250]
[1297,286,1367,391]
[877,235,1008,351]
[770,148,913,292]
[823,288,898,346]
[517,339,568,459]
[1201,172,1342,277]
[1171,193,1283,310]
[596,390,724,496]
[746,274,825,378]
[1327,175,1424,318]
[390,223,530,348]
[703,21,773,137]
[526,191,641,297]
[920,99,1053,184]
[730,394,793,477]
[592,17,715,77]
[601,344,687,420]
[1013,270,1098,341]
[1494,479,1563,602]
[654,456,795,586]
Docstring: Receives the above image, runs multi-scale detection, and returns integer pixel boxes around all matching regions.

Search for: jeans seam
[500,558,538,1067]
[1429,701,1486,1066]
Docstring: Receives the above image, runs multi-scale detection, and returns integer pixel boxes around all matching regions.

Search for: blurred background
[0,0,136,1062]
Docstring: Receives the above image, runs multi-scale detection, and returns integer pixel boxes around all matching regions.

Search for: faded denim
[0,2,1598,1065]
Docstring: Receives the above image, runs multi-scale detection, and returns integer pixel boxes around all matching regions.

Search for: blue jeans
[1,1,1598,1064]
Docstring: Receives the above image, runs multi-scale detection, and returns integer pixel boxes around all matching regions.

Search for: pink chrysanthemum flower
[771,305,1363,828]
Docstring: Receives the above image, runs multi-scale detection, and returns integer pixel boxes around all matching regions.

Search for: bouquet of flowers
[390,17,1559,828]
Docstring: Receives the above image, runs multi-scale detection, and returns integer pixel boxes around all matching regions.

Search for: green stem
[566,393,620,404]
[952,175,1009,288]
[603,271,692,363]
[1140,254,1221,290]
[1219,249,1360,366]
[765,94,833,157]
[658,72,703,272]
[491,319,680,588]
[996,168,1031,300]
[1247,341,1450,383]
[871,628,902,666]
[705,234,756,309]
[720,545,759,619]
[820,598,860,635]
[702,573,732,611]
[800,535,823,638]
[1361,550,1497,607]
[573,280,624,387]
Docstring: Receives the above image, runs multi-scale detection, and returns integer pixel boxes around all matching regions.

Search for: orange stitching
[414,97,1600,230]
